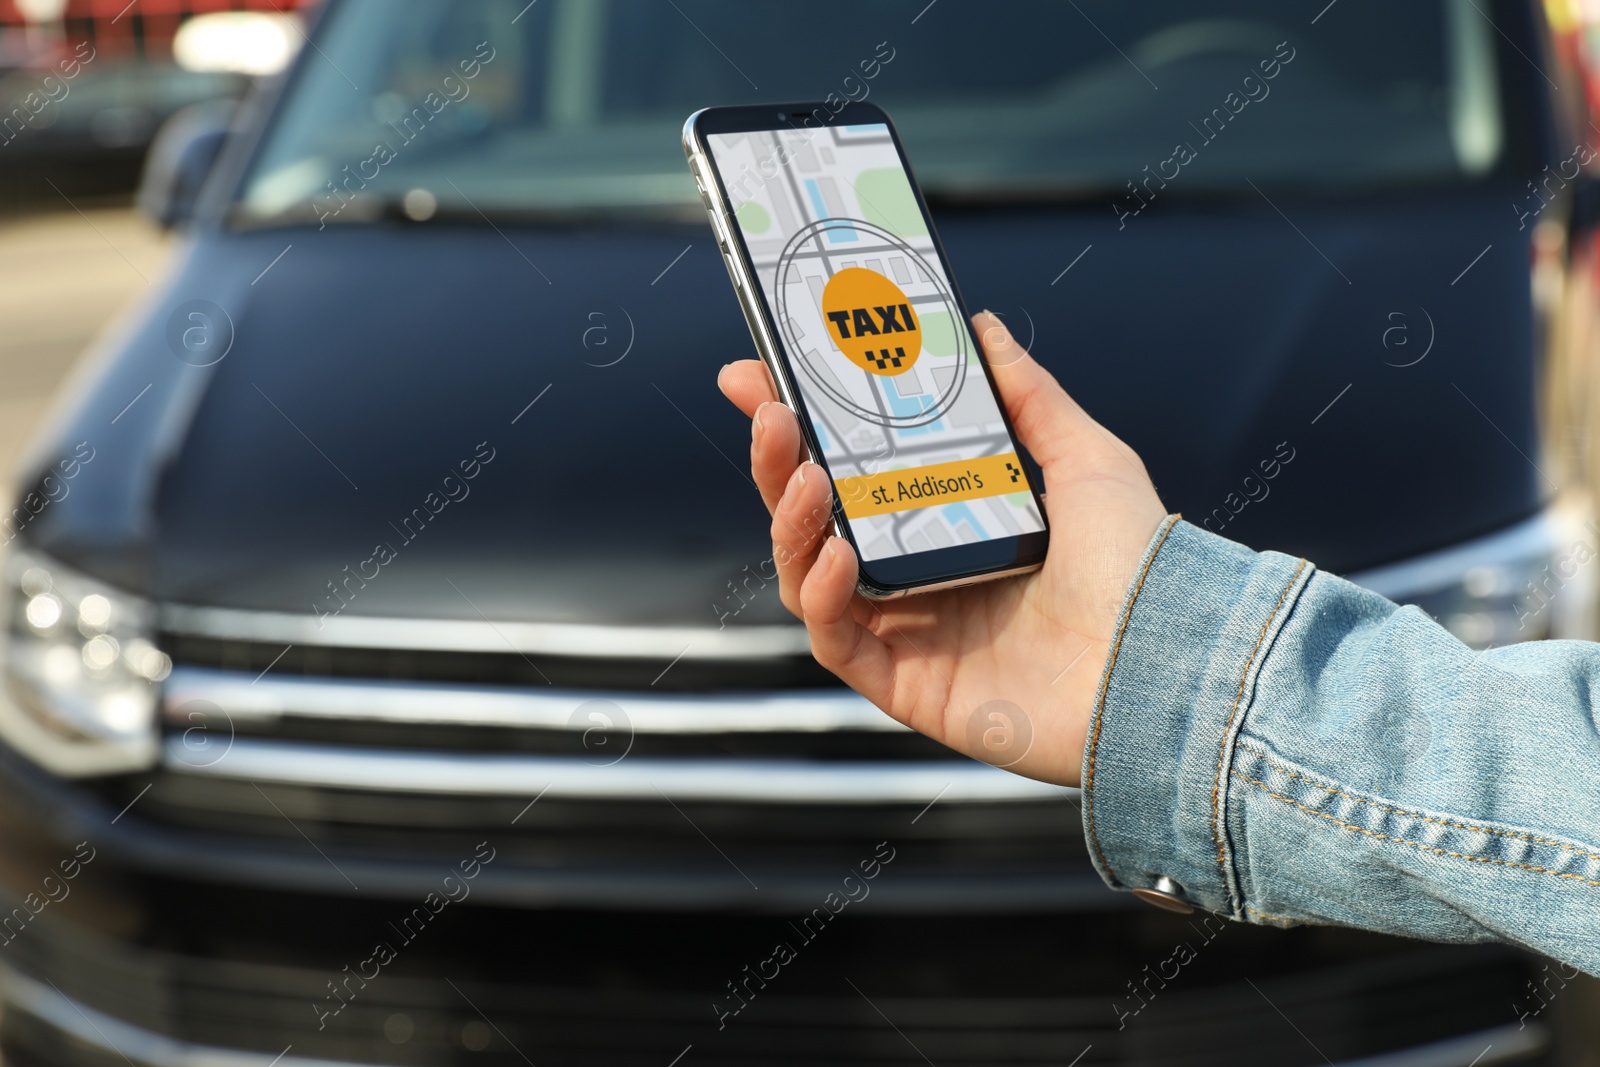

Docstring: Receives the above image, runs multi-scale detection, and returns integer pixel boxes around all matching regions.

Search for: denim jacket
[1083,516,1600,976]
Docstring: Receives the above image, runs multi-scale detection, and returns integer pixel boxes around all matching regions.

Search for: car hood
[24,193,1539,627]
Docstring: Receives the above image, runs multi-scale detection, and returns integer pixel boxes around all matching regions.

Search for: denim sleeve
[1082,515,1600,976]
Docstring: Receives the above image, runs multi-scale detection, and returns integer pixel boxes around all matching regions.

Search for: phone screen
[705,123,1046,564]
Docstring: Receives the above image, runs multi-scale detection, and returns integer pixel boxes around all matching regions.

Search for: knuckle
[770,518,805,557]
[773,503,821,553]
[806,623,850,673]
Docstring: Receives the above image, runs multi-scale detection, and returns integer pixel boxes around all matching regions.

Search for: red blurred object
[1543,0,1600,154]
[0,0,315,59]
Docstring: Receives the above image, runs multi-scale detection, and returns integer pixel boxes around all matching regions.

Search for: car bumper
[0,737,1556,1067]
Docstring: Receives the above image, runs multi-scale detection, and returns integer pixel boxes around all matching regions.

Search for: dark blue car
[0,1,1589,1063]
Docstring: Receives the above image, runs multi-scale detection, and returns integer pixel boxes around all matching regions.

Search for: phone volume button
[691,157,716,204]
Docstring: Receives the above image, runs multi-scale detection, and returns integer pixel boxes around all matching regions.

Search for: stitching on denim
[1237,743,1600,866]
[1245,905,1296,927]
[1210,560,1308,874]
[1231,768,1600,888]
[1083,515,1179,885]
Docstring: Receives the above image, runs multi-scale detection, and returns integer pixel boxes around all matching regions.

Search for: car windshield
[234,0,1505,226]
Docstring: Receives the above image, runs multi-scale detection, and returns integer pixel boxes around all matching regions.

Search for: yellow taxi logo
[820,267,921,377]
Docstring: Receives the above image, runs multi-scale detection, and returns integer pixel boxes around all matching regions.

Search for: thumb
[971,310,1110,474]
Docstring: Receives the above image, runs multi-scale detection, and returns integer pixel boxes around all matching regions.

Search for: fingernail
[982,316,1011,349]
[753,402,769,440]
[824,537,839,563]
[786,463,808,494]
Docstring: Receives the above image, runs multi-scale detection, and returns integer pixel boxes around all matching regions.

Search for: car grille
[164,633,845,691]
[122,619,1081,905]
[157,642,948,759]
[127,777,1085,870]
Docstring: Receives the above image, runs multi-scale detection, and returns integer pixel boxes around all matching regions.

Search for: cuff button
[1132,875,1195,914]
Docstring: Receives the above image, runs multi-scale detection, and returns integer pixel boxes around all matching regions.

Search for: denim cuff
[1081,517,1314,916]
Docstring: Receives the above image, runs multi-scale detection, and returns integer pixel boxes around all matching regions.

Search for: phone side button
[723,251,742,289]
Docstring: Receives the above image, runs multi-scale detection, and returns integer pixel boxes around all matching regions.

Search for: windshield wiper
[229,194,704,232]
[921,184,1126,209]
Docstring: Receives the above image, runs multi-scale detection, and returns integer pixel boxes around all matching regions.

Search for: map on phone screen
[707,123,1046,562]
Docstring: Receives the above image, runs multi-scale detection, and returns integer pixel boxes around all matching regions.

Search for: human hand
[717,311,1166,787]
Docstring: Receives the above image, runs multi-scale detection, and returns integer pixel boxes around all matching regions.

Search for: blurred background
[2,1,1600,1065]
[0,0,309,470]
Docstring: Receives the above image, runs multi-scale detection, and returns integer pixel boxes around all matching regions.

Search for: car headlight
[0,545,169,776]
[1346,504,1590,649]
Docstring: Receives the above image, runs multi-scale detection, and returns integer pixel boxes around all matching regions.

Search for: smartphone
[683,101,1048,599]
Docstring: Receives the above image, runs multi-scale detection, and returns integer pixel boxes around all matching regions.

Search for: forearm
[1084,517,1600,975]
